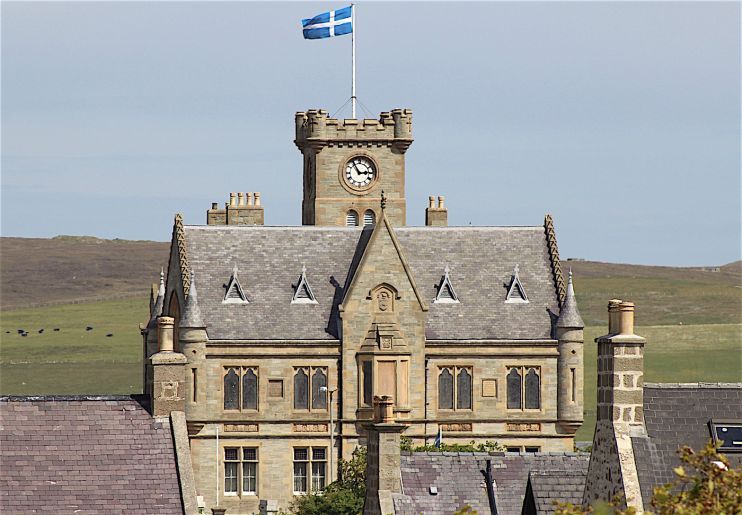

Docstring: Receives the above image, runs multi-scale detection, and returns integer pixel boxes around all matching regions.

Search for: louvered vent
[346,211,358,226]
[438,283,455,300]
[295,285,311,300]
[363,210,376,226]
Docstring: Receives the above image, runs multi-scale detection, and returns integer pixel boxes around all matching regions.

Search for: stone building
[142,108,587,513]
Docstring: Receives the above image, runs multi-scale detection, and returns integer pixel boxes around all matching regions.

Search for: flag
[302,6,353,40]
[434,426,442,448]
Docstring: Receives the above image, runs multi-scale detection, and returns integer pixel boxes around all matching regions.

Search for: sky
[2,1,740,266]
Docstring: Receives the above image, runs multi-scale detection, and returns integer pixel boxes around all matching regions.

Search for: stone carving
[293,423,328,432]
[377,289,393,312]
[223,424,258,433]
[440,423,472,432]
[506,422,541,432]
[158,380,181,401]
[380,335,393,349]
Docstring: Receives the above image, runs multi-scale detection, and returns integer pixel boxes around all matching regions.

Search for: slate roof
[632,383,742,508]
[525,470,587,514]
[394,451,589,515]
[182,225,560,341]
[0,396,184,514]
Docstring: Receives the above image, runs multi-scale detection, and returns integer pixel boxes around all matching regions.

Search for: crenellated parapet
[294,108,413,152]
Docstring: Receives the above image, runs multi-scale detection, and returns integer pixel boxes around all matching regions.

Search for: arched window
[363,209,376,226]
[456,368,472,410]
[346,210,359,226]
[438,368,454,409]
[242,368,258,410]
[525,368,540,409]
[507,368,522,409]
[224,368,239,410]
[294,368,309,409]
[311,368,327,410]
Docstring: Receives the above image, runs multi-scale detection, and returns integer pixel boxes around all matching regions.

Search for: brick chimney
[149,316,188,417]
[583,300,646,512]
[207,192,265,225]
[425,195,448,227]
[363,395,407,515]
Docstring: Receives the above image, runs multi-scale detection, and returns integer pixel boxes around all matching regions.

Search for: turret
[179,271,207,413]
[143,269,165,395]
[556,270,584,433]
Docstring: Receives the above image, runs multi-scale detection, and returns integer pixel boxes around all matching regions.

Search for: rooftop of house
[178,224,564,341]
[393,451,590,515]
[0,396,184,514]
[632,383,742,507]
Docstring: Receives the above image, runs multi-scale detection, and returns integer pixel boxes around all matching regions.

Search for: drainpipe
[484,459,498,515]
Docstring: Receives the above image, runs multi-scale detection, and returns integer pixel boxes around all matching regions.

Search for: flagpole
[351,3,356,119]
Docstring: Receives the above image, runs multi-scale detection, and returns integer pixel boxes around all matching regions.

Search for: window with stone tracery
[438,366,472,410]
[223,367,258,411]
[506,366,540,410]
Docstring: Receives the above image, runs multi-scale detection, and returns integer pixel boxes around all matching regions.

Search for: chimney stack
[148,316,187,417]
[207,191,265,225]
[363,395,407,515]
[425,195,448,227]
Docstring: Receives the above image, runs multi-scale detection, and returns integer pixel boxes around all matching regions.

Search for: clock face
[344,156,377,189]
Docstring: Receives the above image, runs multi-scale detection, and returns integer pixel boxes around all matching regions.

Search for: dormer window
[224,265,249,304]
[292,265,318,304]
[434,266,459,304]
[505,264,528,303]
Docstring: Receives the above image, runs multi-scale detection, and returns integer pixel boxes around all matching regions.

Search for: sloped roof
[525,470,587,514]
[394,451,590,515]
[0,396,184,514]
[182,225,560,340]
[632,383,742,508]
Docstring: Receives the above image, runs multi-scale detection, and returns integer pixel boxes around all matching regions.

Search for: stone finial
[557,269,584,329]
[180,271,205,329]
[147,268,166,330]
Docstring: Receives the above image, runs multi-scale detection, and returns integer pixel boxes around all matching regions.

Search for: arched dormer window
[363,209,376,226]
[346,210,359,227]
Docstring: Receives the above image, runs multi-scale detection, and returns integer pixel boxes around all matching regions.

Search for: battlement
[294,108,413,151]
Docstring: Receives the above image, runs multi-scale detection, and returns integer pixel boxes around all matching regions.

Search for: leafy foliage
[400,436,502,453]
[290,446,366,515]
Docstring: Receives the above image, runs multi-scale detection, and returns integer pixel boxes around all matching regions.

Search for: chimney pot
[237,192,245,206]
[254,192,261,206]
[245,192,252,206]
[618,301,635,335]
[229,192,236,207]
[608,299,622,334]
[438,195,445,208]
[428,196,435,208]
[211,202,218,210]
[157,316,175,352]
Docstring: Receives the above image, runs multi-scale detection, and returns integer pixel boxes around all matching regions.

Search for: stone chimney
[425,195,448,227]
[583,300,646,512]
[207,192,264,225]
[149,316,188,417]
[363,395,407,515]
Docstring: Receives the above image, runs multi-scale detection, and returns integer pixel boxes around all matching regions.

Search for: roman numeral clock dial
[344,156,377,190]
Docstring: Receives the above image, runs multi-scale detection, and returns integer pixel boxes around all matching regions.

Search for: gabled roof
[394,451,589,515]
[0,396,184,514]
[632,383,742,507]
[524,470,587,514]
[181,224,561,341]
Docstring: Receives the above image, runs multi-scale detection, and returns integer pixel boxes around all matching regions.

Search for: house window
[346,210,359,226]
[224,447,258,496]
[360,360,373,407]
[438,366,473,410]
[293,447,327,493]
[223,367,259,411]
[507,366,540,410]
[293,367,328,411]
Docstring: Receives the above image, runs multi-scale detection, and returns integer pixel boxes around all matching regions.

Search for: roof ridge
[644,382,742,389]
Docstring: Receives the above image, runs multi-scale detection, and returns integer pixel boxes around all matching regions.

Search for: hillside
[1,236,739,325]
[0,236,169,310]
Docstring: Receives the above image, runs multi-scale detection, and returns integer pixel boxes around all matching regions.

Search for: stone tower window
[507,366,541,410]
[224,367,259,411]
[346,210,359,226]
[293,367,328,411]
[363,209,376,226]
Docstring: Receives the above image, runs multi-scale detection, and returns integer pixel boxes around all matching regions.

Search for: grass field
[2,298,739,441]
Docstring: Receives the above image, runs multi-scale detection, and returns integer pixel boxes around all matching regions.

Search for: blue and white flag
[434,427,443,448]
[302,6,353,40]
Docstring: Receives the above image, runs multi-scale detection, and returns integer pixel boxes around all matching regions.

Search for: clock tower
[294,108,413,227]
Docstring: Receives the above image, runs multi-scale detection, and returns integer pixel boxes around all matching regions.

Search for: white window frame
[293,446,327,494]
[223,447,259,497]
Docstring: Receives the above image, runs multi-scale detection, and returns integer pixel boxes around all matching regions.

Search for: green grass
[0,298,147,394]
[577,324,742,441]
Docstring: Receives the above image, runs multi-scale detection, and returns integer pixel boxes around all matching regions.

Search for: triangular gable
[434,266,459,303]
[224,265,249,304]
[506,264,528,303]
[292,265,317,304]
[342,206,428,312]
